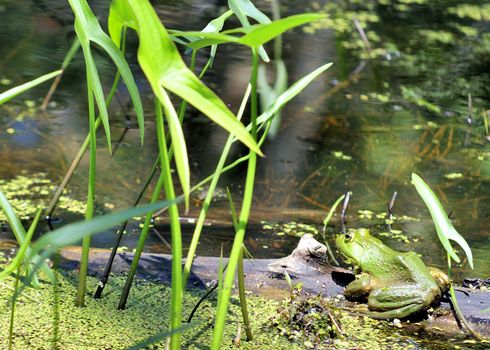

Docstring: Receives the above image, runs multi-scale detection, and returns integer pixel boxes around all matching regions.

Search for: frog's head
[335,228,372,266]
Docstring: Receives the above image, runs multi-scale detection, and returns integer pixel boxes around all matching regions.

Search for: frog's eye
[344,233,353,241]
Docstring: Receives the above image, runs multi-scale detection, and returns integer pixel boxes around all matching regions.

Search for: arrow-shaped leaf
[412,173,473,268]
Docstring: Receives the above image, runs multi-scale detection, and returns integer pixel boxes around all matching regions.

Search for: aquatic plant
[1,0,331,349]
[412,173,486,340]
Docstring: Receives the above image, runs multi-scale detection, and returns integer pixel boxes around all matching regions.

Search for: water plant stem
[447,254,486,341]
[155,99,183,350]
[118,170,166,309]
[227,187,252,341]
[8,268,20,350]
[76,77,96,307]
[45,30,126,220]
[41,37,81,110]
[237,246,253,341]
[182,84,251,286]
[51,257,60,348]
[211,47,259,350]
[94,156,160,298]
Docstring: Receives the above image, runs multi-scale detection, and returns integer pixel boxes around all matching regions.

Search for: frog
[336,228,449,319]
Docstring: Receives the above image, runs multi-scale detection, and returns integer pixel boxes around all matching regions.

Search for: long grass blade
[41,38,81,110]
[16,199,178,296]
[8,268,20,350]
[0,70,61,105]
[67,0,145,150]
[0,192,53,285]
[76,76,96,307]
[0,209,42,281]
[109,0,263,209]
[126,324,193,350]
[118,170,167,309]
[182,84,251,285]
[226,189,253,341]
[211,47,260,350]
[155,100,183,350]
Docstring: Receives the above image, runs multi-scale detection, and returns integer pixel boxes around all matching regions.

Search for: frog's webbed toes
[428,266,450,293]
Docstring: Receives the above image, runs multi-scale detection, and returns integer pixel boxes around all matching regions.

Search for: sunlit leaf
[182,10,233,66]
[411,173,473,268]
[0,209,41,281]
[184,14,324,52]
[254,62,333,129]
[109,0,264,205]
[0,70,61,105]
[258,59,287,138]
[240,14,325,47]
[67,0,145,149]
[0,192,54,284]
[228,0,271,61]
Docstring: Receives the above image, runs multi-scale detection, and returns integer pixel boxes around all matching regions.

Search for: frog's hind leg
[361,303,425,320]
[366,287,429,319]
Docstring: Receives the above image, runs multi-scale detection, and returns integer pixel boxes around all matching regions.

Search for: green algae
[0,173,86,221]
[0,255,299,350]
[262,221,319,237]
[272,286,445,350]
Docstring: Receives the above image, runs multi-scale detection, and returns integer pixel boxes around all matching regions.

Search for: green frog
[336,228,449,319]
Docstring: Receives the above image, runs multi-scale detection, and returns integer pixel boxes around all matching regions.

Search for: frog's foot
[356,304,426,320]
[428,266,450,294]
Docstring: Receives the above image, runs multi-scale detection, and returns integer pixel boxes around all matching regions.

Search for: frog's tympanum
[336,228,449,319]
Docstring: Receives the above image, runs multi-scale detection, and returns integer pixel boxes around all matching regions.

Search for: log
[57,234,490,338]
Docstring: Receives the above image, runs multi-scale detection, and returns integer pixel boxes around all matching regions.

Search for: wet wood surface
[57,235,490,338]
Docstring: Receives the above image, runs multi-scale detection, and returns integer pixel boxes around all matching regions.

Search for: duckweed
[0,264,302,350]
[0,173,86,221]
[262,221,319,237]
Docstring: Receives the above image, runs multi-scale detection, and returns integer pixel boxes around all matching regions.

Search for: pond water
[0,1,489,281]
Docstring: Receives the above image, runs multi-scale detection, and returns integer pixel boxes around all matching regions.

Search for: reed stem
[211,48,259,350]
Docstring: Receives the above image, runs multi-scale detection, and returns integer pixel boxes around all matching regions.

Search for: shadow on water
[0,1,489,281]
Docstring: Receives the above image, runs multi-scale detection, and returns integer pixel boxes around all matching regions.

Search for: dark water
[0,1,489,280]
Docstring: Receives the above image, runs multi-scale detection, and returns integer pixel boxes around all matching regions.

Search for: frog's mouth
[338,241,365,269]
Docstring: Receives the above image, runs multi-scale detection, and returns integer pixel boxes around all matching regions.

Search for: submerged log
[57,234,490,338]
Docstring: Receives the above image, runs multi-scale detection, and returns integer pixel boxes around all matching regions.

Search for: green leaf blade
[411,173,473,268]
[255,62,333,128]
[0,70,61,105]
[239,14,325,47]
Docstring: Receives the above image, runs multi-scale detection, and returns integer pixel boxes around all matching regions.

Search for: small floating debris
[444,172,463,179]
[332,151,352,161]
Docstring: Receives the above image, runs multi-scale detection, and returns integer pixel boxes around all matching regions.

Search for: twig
[93,158,160,299]
[352,16,371,54]
[386,191,397,232]
[40,38,81,111]
[340,192,352,234]
[326,306,343,336]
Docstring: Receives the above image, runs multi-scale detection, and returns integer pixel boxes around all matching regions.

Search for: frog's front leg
[345,273,373,299]
[366,286,429,319]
